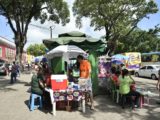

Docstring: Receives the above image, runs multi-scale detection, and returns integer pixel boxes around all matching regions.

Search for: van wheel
[151,74,157,80]
[135,72,139,77]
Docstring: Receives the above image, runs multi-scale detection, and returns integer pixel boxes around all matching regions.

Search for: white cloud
[25,0,105,49]
[24,26,50,49]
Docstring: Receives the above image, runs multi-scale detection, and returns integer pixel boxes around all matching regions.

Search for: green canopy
[43,31,106,52]
[58,31,87,37]
[43,31,106,95]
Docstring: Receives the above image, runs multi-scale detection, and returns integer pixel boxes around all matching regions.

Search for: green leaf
[73,0,158,54]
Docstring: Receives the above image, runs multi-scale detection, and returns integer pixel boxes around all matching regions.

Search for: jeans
[11,73,17,83]
[121,90,140,109]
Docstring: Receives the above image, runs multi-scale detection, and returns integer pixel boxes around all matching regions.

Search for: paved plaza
[0,73,160,120]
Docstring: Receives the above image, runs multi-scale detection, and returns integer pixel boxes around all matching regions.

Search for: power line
[30,24,50,30]
[29,24,55,39]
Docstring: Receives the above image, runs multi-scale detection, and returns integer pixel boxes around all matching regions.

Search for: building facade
[0,36,36,64]
[0,36,16,62]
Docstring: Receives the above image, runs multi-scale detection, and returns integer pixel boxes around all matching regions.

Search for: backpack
[12,65,17,73]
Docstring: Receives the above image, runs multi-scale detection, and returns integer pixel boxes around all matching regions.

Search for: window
[0,47,2,57]
[140,66,146,70]
[147,66,153,69]
[5,48,8,57]
[5,48,12,58]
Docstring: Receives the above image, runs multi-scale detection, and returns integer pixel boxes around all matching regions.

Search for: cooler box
[51,75,68,91]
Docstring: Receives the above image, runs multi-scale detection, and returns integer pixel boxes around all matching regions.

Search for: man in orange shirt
[77,55,94,110]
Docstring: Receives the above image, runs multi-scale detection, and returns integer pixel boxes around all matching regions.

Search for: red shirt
[111,74,119,85]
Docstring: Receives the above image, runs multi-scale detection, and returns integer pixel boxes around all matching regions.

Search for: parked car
[135,65,160,80]
[5,63,12,73]
[0,62,7,75]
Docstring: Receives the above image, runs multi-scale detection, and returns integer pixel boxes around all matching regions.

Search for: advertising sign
[124,52,141,70]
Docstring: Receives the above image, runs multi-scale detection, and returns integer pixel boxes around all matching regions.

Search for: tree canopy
[73,0,158,54]
[0,0,70,62]
[27,44,47,57]
[114,28,160,54]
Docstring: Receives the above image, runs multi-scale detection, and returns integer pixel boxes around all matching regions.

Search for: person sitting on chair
[31,66,45,96]
[119,69,140,109]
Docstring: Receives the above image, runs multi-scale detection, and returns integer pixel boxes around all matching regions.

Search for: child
[112,70,121,87]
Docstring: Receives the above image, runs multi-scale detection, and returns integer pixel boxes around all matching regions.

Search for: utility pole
[50,26,55,39]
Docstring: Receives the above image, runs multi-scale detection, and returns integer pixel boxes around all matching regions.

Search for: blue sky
[138,0,160,30]
[0,16,13,41]
[0,0,160,48]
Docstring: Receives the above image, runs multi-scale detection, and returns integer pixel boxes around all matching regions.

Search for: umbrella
[112,54,129,61]
[45,45,86,60]
[34,56,43,62]
[111,60,123,65]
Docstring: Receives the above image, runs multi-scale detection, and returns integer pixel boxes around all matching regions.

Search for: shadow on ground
[24,99,53,115]
[22,91,160,120]
[0,78,17,92]
[79,95,160,120]
[0,77,30,92]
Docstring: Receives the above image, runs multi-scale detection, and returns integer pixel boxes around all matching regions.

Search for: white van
[0,62,7,75]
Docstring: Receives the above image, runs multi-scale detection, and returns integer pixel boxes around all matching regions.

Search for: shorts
[86,78,92,91]
[78,78,92,91]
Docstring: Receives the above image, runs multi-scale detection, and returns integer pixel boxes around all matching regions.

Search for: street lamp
[50,25,55,39]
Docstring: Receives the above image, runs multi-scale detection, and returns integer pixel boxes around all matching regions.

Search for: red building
[0,36,16,62]
[0,36,26,63]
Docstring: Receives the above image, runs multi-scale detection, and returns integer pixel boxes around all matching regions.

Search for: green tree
[115,28,160,53]
[73,0,158,55]
[0,0,70,63]
[27,44,46,56]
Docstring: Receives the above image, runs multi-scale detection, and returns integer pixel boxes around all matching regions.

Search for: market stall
[44,45,88,115]
[45,75,86,116]
[98,56,111,88]
[43,31,106,95]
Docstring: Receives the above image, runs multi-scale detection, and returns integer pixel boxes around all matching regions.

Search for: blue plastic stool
[28,93,42,111]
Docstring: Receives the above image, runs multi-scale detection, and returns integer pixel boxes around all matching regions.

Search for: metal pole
[50,26,52,39]
[50,25,55,39]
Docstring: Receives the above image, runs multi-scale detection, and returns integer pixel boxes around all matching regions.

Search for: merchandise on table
[53,90,83,101]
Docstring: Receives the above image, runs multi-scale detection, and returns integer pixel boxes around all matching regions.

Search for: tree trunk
[14,33,26,65]
[104,28,117,56]
[106,40,116,56]
[15,45,23,64]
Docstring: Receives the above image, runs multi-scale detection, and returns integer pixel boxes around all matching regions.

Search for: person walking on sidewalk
[156,69,160,104]
[10,61,17,84]
[16,63,20,77]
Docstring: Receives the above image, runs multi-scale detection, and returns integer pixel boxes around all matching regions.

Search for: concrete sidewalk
[0,74,159,120]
